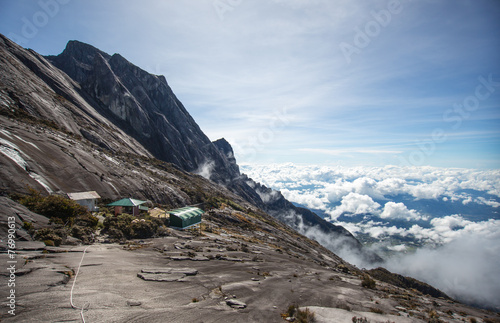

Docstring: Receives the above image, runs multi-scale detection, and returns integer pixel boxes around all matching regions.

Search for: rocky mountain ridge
[1,33,499,322]
[0,33,380,264]
[46,40,239,183]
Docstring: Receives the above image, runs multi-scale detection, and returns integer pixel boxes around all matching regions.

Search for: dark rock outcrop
[46,41,238,183]
[367,267,450,299]
[0,197,50,242]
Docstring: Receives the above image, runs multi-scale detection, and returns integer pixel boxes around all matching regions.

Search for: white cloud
[235,146,500,314]
[281,188,328,211]
[462,196,473,205]
[243,163,500,309]
[376,177,407,196]
[406,182,446,200]
[256,188,281,204]
[475,196,500,208]
[324,179,351,203]
[327,192,380,220]
[242,163,500,203]
[388,244,407,252]
[364,225,406,239]
[195,160,215,180]
[243,163,500,251]
[398,215,500,245]
[384,231,500,310]
[380,202,426,221]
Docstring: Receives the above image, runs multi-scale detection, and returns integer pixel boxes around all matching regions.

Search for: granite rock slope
[0,33,378,264]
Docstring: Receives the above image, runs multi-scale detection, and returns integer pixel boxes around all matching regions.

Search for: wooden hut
[107,198,148,216]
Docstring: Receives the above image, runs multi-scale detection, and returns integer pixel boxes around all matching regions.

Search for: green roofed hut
[169,207,203,229]
[108,198,148,216]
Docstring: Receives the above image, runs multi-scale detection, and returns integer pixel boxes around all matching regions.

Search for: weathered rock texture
[46,40,238,183]
[0,33,379,264]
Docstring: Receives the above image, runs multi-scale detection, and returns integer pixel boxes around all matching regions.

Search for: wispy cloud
[299,148,403,155]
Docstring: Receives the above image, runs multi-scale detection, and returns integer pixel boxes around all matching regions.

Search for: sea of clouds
[241,163,500,310]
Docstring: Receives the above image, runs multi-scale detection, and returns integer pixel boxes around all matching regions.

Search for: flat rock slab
[221,257,244,262]
[168,256,191,261]
[141,268,198,276]
[137,272,186,282]
[191,256,210,261]
[44,246,71,253]
[15,241,46,251]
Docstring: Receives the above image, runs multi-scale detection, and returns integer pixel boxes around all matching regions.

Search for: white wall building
[67,191,101,212]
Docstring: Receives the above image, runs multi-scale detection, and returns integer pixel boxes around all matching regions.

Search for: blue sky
[1,0,499,168]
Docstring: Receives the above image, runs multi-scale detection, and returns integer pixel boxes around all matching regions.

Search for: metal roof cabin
[107,198,148,216]
[169,207,203,229]
[67,191,101,212]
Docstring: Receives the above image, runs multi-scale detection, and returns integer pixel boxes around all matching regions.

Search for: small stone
[226,299,247,309]
[127,300,142,306]
[191,256,210,261]
[170,268,198,276]
[142,267,198,275]
[169,256,191,261]
[141,268,172,274]
[221,256,243,262]
[14,268,33,276]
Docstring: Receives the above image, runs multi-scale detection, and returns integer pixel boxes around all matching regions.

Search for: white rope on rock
[70,245,91,323]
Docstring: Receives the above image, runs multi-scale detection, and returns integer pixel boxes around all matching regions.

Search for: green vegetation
[16,188,98,245]
[428,309,443,323]
[352,317,370,323]
[336,301,351,311]
[34,228,66,246]
[361,274,376,289]
[102,213,168,240]
[282,304,316,323]
[19,188,90,226]
[369,307,384,314]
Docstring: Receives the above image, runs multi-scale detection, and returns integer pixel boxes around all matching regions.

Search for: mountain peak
[46,40,242,182]
[61,40,110,59]
[213,138,234,158]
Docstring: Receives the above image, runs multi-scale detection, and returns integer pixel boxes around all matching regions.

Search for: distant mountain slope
[0,33,380,264]
[0,34,151,157]
[367,267,450,300]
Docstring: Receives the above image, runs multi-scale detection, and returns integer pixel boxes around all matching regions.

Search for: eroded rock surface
[2,231,497,323]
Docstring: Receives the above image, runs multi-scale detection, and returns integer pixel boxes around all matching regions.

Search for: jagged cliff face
[46,41,238,183]
[0,34,152,157]
[0,33,380,264]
